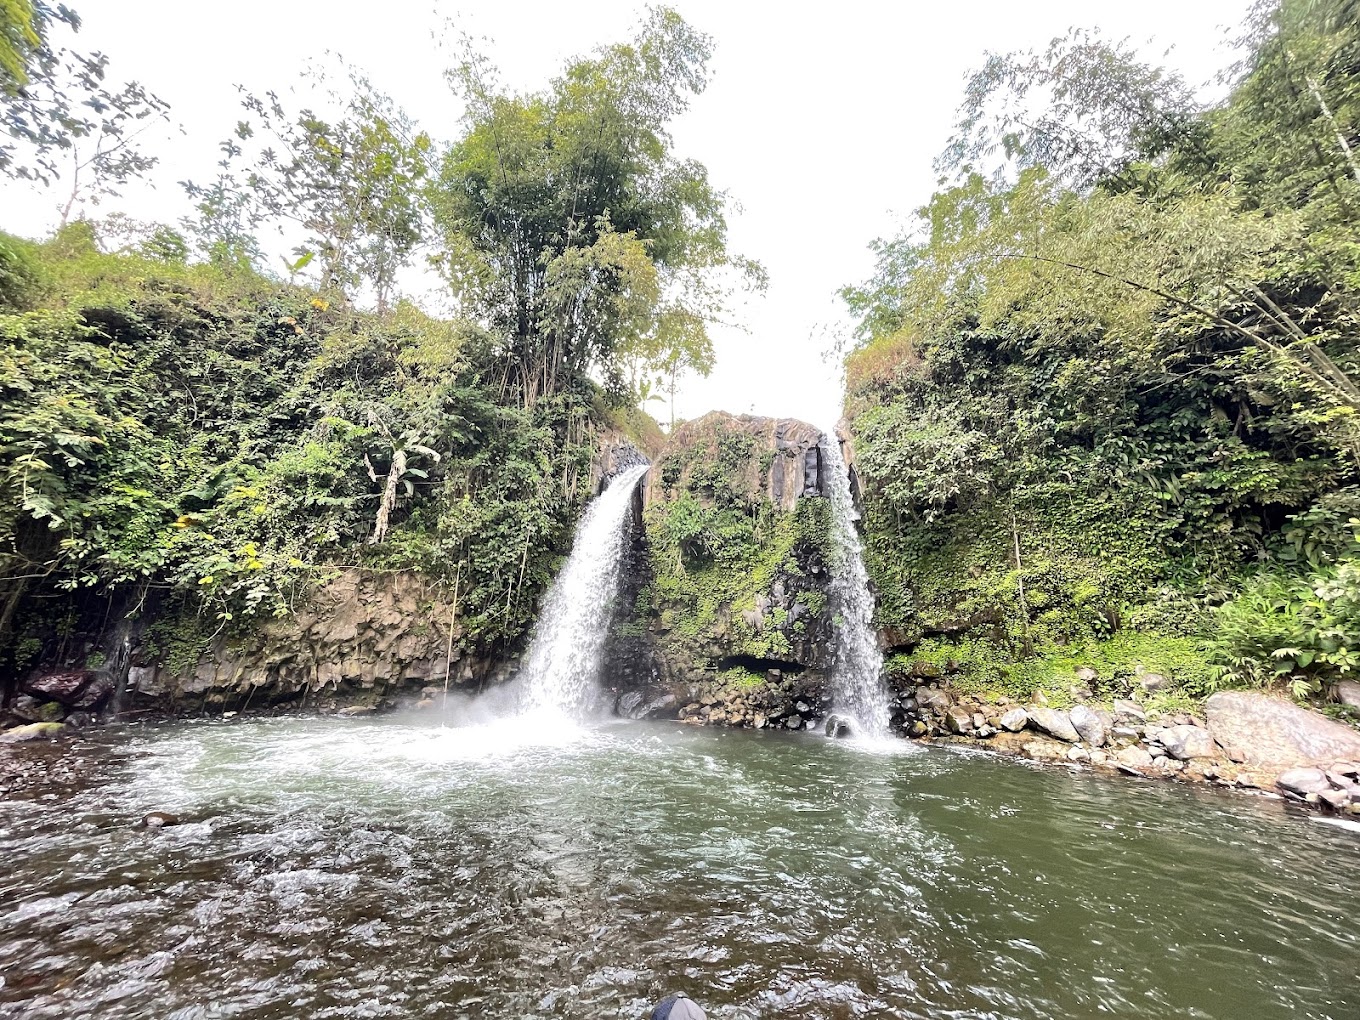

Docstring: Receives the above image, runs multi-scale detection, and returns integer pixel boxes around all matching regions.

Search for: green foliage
[1207,509,1360,697]
[0,228,622,674]
[842,0,1360,704]
[0,0,38,91]
[900,631,1214,705]
[2,3,169,211]
[429,8,762,407]
[186,71,432,310]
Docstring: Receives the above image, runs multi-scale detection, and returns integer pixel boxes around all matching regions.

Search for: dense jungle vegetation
[842,0,1360,705]
[0,4,747,678]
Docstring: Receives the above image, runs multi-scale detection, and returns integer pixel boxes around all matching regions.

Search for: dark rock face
[643,412,825,513]
[1205,692,1360,769]
[22,670,113,710]
[130,568,517,716]
[612,412,837,714]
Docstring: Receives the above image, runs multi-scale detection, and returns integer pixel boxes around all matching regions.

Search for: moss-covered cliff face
[0,229,663,723]
[604,413,841,725]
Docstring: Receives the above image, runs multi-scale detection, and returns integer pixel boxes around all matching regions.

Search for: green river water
[1,714,1357,1019]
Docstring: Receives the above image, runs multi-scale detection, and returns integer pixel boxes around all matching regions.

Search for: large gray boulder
[917,688,953,713]
[1000,707,1029,733]
[1068,704,1107,747]
[1277,768,1333,799]
[1205,692,1360,769]
[1028,707,1080,743]
[1160,725,1218,761]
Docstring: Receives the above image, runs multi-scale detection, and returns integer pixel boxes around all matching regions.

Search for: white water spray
[820,435,893,739]
[519,464,649,718]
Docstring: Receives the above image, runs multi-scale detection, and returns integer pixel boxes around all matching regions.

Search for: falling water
[820,435,892,739]
[519,463,649,717]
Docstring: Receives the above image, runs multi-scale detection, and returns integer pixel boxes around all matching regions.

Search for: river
[1,715,1357,1019]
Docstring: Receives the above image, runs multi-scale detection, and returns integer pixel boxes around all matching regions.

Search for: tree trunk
[368,448,408,545]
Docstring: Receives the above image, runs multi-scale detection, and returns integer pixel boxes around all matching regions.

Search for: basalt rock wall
[604,412,842,725]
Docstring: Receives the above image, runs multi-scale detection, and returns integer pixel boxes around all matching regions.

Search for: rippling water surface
[1,714,1358,1019]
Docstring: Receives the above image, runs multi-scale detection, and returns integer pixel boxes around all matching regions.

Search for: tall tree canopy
[430,7,762,407]
[842,0,1360,700]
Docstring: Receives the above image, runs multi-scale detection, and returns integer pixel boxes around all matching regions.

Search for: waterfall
[519,464,649,717]
[820,435,892,739]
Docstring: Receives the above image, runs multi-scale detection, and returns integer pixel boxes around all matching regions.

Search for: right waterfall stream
[820,434,893,739]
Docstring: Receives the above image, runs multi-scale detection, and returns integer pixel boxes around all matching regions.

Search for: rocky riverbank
[612,668,1360,816]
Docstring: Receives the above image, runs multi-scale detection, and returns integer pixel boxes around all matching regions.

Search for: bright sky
[5,0,1252,429]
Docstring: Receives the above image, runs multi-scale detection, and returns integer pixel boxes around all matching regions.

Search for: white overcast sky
[4,0,1252,429]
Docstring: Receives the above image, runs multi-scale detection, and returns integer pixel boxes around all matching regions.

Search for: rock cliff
[605,412,841,725]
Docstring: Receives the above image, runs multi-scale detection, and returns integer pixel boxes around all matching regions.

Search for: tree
[429,7,762,408]
[0,0,39,91]
[181,69,431,307]
[938,28,1208,188]
[1,3,170,221]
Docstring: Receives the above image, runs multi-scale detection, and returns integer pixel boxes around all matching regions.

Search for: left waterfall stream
[516,463,650,719]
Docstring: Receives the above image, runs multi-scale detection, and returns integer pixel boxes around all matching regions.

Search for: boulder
[1160,725,1217,761]
[1027,707,1080,743]
[945,707,973,734]
[917,688,952,713]
[23,669,114,709]
[1205,692,1360,769]
[1277,768,1334,799]
[8,695,62,723]
[0,722,66,742]
[1068,705,1107,747]
[1137,672,1167,694]
[1334,680,1360,711]
[1113,699,1147,724]
[1115,745,1154,769]
[1000,708,1029,733]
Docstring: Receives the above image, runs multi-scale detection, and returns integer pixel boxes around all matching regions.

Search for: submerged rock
[135,811,181,829]
[824,715,853,739]
[1027,708,1079,743]
[1205,692,1360,769]
[0,722,66,742]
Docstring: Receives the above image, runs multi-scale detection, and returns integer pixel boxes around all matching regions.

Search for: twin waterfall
[518,437,890,741]
[519,464,649,717]
[820,437,893,740]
